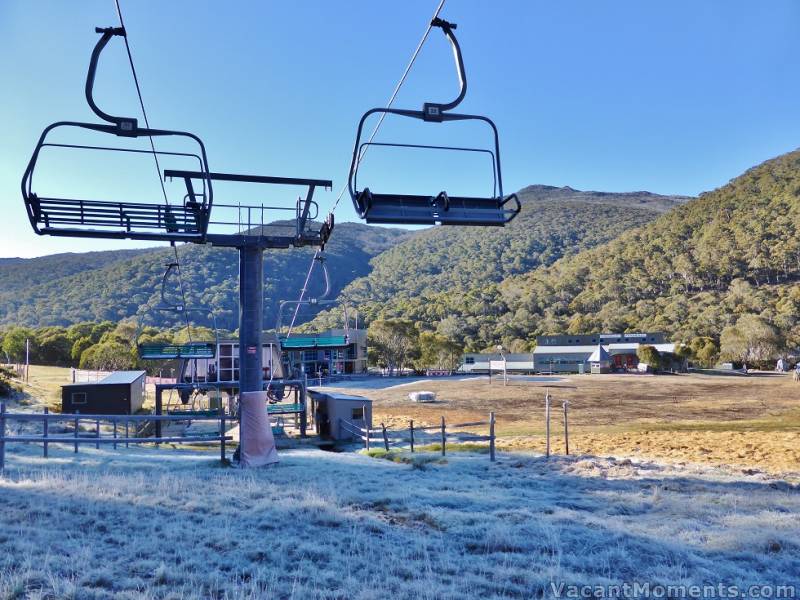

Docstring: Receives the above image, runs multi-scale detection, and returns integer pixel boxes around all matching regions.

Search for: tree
[367,320,419,375]
[720,314,782,366]
[35,327,72,366]
[1,327,35,363]
[689,336,719,367]
[636,345,661,371]
[71,336,94,363]
[417,332,462,372]
[79,340,137,371]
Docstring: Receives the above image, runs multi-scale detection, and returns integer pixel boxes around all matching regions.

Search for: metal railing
[0,402,230,471]
[339,411,496,462]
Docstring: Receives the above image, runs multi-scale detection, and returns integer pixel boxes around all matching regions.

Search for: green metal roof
[280,335,349,350]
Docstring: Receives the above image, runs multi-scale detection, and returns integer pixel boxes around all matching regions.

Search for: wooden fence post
[489,411,496,462]
[365,423,370,451]
[381,423,389,451]
[43,407,49,458]
[0,402,6,472]
[563,400,569,456]
[74,411,79,454]
[95,418,101,450]
[409,420,414,453]
[125,419,129,449]
[113,420,117,450]
[545,393,551,459]
[440,416,446,457]
[219,404,226,464]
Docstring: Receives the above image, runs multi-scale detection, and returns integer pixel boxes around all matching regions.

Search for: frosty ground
[1,445,798,599]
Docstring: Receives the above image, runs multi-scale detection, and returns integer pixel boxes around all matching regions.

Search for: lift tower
[21,26,333,461]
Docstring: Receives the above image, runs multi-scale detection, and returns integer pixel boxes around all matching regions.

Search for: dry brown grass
[330,373,800,477]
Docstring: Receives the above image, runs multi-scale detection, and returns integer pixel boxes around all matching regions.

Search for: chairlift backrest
[347,18,520,227]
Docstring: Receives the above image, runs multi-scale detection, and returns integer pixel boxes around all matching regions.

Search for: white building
[461,333,677,374]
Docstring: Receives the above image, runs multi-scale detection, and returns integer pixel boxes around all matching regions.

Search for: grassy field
[2,367,800,598]
[321,373,800,477]
[9,364,71,410]
[1,445,798,599]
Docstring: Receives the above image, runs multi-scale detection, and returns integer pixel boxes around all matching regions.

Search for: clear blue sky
[1,0,798,257]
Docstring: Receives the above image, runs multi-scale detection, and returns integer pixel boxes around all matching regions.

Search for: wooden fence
[340,412,496,462]
[0,402,230,471]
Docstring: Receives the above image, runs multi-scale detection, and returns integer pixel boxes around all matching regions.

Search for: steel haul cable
[113,0,195,342]
[287,0,447,343]
[114,0,169,205]
[326,0,447,217]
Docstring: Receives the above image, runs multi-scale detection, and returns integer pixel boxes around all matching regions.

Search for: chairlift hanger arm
[428,18,467,115]
[86,27,140,134]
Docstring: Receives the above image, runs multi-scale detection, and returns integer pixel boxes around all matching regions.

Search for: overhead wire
[114,0,169,205]
[326,0,447,216]
[283,0,447,345]
[113,0,195,344]
[286,250,321,338]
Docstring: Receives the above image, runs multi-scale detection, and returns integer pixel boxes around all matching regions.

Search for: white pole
[25,338,30,382]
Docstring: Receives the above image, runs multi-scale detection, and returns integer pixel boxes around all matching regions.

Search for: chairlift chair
[275,254,352,350]
[21,27,214,243]
[347,18,521,227]
[135,263,220,360]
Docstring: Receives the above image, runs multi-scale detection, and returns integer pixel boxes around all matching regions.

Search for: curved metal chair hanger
[135,262,220,360]
[348,17,521,227]
[275,254,352,349]
[21,26,214,242]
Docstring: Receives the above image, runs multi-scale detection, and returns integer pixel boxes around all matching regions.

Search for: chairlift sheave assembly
[347,17,521,227]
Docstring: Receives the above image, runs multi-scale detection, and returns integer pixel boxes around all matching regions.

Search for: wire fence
[339,412,496,462]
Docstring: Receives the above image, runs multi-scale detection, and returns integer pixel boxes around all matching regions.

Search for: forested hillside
[398,149,800,354]
[0,249,157,294]
[1,186,686,333]
[0,223,410,329]
[308,186,689,337]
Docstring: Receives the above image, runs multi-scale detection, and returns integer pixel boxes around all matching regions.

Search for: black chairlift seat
[354,190,520,226]
[21,27,213,243]
[348,18,520,227]
[29,196,205,240]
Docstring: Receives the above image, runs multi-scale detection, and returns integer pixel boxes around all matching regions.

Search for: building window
[352,407,364,420]
[465,356,475,364]
[72,392,87,405]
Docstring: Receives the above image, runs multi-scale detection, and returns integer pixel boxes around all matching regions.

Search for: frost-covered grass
[1,445,798,599]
